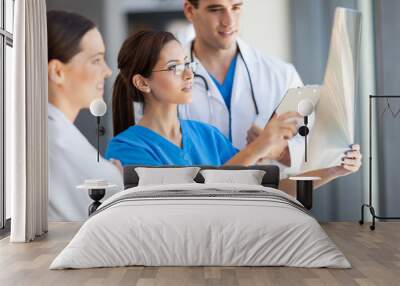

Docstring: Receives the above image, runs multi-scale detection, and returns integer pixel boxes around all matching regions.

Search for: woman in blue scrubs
[105,31,299,167]
[106,31,363,194]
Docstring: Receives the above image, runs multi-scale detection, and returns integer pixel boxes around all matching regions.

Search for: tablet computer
[275,85,321,116]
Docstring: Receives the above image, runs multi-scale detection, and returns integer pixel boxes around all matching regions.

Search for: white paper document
[303,8,361,172]
[277,8,361,173]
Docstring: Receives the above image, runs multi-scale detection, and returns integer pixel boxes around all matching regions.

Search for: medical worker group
[47,0,362,221]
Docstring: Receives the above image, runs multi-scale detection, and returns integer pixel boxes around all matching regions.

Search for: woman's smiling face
[61,28,112,108]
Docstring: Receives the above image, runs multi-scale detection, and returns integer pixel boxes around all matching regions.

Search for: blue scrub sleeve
[105,139,160,167]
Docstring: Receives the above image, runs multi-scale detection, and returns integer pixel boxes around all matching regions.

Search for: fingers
[342,164,359,172]
[341,156,362,176]
[344,150,362,160]
[247,126,261,144]
[264,117,298,137]
[344,144,362,159]
[279,127,297,140]
[277,111,301,121]
[287,127,297,138]
[248,125,262,136]
[280,129,293,140]
[280,122,298,137]
[246,133,257,144]
[338,145,363,175]
[342,158,361,166]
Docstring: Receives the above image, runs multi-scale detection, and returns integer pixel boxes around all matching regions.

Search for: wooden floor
[0,222,399,286]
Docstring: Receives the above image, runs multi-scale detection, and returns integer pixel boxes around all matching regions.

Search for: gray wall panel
[376,0,400,217]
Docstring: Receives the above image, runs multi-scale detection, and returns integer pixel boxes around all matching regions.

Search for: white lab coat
[178,38,306,176]
[48,104,123,221]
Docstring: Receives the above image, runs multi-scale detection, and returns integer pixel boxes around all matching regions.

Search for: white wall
[240,0,292,63]
[104,0,294,67]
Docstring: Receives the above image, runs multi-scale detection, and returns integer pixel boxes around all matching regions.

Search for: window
[1,0,14,233]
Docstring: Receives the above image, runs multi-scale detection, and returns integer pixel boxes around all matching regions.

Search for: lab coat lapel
[185,40,229,110]
[230,39,259,148]
[194,58,228,110]
[232,39,259,109]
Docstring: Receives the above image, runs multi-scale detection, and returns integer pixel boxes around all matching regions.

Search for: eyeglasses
[152,61,198,76]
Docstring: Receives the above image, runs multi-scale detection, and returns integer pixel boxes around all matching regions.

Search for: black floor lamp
[359,95,400,230]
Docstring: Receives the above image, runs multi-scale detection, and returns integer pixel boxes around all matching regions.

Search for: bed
[50,165,350,269]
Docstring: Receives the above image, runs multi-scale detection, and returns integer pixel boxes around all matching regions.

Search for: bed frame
[123,165,280,189]
[122,165,315,210]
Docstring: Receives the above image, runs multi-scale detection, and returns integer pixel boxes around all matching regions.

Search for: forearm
[225,142,264,166]
[278,167,339,197]
[299,167,339,189]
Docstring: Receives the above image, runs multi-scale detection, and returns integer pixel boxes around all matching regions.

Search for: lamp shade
[298,99,314,117]
[89,99,107,117]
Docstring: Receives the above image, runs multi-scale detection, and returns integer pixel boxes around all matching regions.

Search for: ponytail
[112,31,177,135]
[112,74,135,136]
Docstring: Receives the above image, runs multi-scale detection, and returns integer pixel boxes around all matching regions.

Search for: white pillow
[200,169,266,185]
[135,167,200,186]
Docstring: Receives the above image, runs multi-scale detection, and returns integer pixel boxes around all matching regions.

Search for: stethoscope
[190,41,259,116]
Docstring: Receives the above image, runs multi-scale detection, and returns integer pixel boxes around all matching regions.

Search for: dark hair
[187,0,199,8]
[47,10,96,63]
[113,31,178,136]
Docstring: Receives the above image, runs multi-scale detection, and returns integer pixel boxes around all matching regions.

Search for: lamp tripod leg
[370,206,376,231]
[305,134,307,162]
[359,204,365,225]
[97,116,100,162]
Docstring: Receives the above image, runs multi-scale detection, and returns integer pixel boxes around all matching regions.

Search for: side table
[289,176,321,210]
[77,180,116,216]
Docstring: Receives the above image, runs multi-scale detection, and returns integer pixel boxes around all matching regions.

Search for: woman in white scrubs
[47,11,123,221]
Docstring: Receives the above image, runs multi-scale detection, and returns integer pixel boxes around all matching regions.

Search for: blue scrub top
[210,54,238,111]
[105,120,239,166]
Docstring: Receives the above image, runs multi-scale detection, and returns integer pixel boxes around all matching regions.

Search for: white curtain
[8,0,48,242]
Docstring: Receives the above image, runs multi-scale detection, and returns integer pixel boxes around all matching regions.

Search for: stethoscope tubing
[190,41,259,116]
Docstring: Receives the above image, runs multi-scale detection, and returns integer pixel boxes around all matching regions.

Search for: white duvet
[50,183,350,269]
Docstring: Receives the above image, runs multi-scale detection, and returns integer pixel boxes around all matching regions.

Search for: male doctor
[179,0,362,190]
[179,0,306,173]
